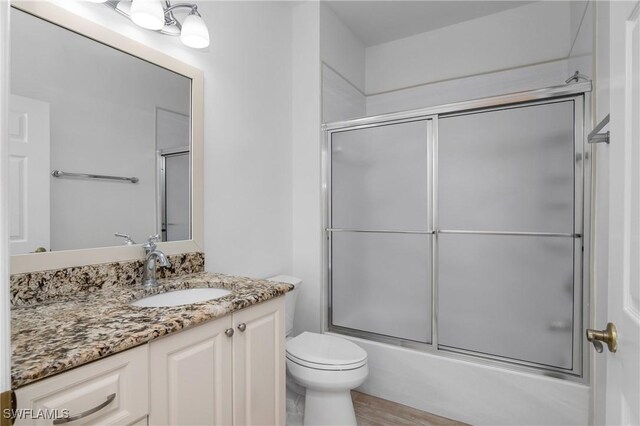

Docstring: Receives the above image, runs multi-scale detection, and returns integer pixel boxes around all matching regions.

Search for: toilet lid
[286,332,367,369]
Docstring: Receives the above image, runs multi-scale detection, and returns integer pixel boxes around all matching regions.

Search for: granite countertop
[11,272,293,389]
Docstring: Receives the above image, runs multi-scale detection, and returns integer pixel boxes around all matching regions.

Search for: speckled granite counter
[11,272,293,389]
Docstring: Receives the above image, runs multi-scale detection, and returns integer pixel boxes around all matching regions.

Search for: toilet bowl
[286,332,368,426]
[267,276,368,426]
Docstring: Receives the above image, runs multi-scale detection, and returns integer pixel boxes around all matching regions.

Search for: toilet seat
[286,332,367,371]
[286,352,366,371]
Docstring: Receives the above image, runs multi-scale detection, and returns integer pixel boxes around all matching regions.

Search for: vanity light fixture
[105,0,210,48]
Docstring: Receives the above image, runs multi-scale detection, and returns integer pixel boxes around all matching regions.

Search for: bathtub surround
[10,252,204,307]
[11,271,293,389]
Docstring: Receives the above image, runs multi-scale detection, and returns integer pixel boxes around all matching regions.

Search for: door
[156,108,190,242]
[149,316,233,426]
[604,1,640,424]
[160,150,190,242]
[232,297,285,426]
[8,95,50,255]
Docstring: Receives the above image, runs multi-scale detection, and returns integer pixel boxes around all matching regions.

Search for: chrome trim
[431,116,439,349]
[51,170,138,184]
[588,114,610,144]
[53,393,116,424]
[438,230,581,238]
[438,346,580,376]
[326,327,585,382]
[325,127,333,334]
[323,82,592,131]
[159,145,190,155]
[326,228,434,235]
[565,71,590,84]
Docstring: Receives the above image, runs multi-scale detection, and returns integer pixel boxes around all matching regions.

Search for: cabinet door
[232,297,285,426]
[15,345,148,426]
[149,316,233,426]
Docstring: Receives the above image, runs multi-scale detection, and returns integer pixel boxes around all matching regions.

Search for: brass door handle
[586,322,617,353]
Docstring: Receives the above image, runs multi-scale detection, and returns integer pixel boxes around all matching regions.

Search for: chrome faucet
[142,235,171,288]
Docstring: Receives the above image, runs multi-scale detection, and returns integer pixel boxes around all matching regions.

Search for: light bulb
[130,0,165,31]
[180,12,209,48]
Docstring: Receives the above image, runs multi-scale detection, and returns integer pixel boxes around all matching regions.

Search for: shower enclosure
[324,83,591,379]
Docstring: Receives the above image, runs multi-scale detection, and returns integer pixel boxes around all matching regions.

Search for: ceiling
[325,1,536,47]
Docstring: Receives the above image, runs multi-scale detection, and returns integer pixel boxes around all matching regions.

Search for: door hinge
[0,390,16,426]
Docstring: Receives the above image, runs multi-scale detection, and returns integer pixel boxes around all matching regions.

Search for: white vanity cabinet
[149,296,286,426]
[14,345,149,426]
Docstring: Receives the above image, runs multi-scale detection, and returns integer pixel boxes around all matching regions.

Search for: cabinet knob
[225,328,234,337]
[238,323,247,332]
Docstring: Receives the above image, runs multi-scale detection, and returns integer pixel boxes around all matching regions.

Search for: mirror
[9,7,193,255]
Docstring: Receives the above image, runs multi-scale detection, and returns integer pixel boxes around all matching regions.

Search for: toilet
[267,275,368,426]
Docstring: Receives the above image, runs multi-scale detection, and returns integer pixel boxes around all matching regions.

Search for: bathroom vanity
[11,268,291,425]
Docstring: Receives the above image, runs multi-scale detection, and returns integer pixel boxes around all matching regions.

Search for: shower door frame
[322,82,592,383]
[157,146,192,242]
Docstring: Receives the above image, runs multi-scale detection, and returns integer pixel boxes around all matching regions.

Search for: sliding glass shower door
[437,101,579,370]
[330,119,434,343]
[327,92,587,377]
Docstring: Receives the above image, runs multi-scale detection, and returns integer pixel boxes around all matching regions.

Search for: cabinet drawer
[15,345,148,426]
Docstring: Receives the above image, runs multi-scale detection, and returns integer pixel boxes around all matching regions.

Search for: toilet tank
[267,275,302,337]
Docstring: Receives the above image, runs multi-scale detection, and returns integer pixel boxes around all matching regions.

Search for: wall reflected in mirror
[9,8,192,255]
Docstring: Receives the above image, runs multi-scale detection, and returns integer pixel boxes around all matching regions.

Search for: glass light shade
[180,13,210,48]
[130,0,165,31]
[115,1,131,15]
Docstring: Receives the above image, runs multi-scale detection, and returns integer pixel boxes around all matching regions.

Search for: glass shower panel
[438,101,575,233]
[331,232,432,343]
[331,120,431,231]
[438,233,575,369]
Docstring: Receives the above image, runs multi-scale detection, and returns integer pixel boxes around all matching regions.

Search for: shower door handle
[586,322,618,353]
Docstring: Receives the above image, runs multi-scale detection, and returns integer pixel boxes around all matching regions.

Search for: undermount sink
[131,288,232,308]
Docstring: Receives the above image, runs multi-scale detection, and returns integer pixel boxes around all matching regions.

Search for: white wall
[320,3,365,93]
[365,1,572,95]
[320,3,366,123]
[568,1,594,77]
[321,64,365,123]
[363,1,584,115]
[11,8,190,251]
[366,58,572,115]
[292,1,323,335]
[47,1,294,278]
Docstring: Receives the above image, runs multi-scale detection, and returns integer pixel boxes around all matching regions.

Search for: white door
[605,1,640,424]
[8,94,50,255]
